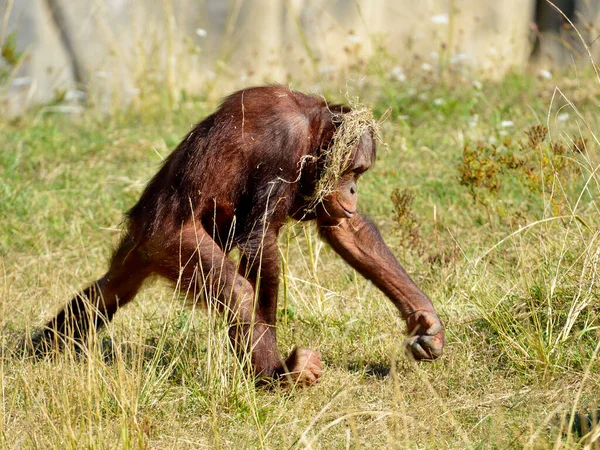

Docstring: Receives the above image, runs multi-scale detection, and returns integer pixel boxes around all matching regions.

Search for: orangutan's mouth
[340,204,356,218]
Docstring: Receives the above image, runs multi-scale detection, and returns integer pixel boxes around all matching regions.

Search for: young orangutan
[34,85,445,385]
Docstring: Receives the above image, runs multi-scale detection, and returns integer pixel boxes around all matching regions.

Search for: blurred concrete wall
[1,0,597,114]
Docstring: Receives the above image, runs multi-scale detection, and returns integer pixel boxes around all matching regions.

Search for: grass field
[1,68,600,448]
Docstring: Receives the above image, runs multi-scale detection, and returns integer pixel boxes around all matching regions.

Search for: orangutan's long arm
[320,213,444,360]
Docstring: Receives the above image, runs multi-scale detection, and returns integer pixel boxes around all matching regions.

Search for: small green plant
[390,188,458,267]
[458,140,503,229]
[458,125,584,228]
[390,188,426,256]
[1,32,21,66]
[0,32,23,84]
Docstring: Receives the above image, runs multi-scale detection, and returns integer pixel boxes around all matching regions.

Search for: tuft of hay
[309,98,381,209]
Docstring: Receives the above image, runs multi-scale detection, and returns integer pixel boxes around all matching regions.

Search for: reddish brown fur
[34,86,444,385]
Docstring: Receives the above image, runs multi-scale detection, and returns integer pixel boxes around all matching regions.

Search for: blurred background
[2,0,599,115]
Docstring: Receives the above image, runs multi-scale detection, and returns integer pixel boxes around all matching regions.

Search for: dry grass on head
[309,98,381,210]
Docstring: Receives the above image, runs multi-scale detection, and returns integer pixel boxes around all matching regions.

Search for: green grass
[1,69,600,448]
